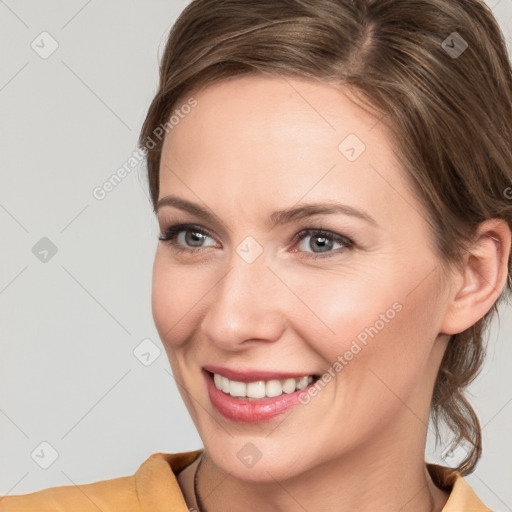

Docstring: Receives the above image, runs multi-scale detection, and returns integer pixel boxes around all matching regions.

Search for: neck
[193,427,448,512]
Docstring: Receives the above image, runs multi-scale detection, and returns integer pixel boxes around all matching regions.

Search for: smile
[203,368,321,423]
[213,372,315,399]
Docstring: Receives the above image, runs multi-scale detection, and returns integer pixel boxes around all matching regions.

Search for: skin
[151,75,511,512]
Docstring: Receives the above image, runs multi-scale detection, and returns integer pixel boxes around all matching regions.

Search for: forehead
[164,74,388,156]
[158,75,413,223]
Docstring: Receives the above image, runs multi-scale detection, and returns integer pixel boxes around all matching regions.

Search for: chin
[202,438,319,483]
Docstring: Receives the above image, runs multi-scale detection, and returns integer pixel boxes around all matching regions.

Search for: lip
[202,364,317,382]
[203,369,318,423]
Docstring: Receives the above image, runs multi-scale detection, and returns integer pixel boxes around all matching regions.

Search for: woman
[1,0,511,510]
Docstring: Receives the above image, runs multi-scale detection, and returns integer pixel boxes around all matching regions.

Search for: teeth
[265,379,282,398]
[296,376,309,390]
[229,380,246,397]
[282,378,297,394]
[246,381,266,399]
[212,373,315,399]
[221,376,230,394]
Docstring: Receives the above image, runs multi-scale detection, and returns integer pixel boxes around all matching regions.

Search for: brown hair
[140,0,512,475]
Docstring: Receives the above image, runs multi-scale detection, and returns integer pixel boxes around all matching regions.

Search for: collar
[134,450,491,511]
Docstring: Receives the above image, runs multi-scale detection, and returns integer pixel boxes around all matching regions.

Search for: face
[152,75,452,481]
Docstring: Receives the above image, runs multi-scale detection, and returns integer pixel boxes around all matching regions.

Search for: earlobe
[440,219,511,336]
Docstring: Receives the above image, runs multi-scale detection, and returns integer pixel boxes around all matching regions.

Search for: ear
[440,218,511,336]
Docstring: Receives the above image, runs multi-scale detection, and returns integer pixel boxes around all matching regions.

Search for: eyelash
[158,223,354,259]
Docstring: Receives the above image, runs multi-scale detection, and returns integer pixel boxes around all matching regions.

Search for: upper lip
[203,364,318,382]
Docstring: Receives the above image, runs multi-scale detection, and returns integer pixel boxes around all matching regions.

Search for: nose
[199,249,287,351]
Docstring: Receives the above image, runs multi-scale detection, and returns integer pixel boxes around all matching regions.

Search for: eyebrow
[155,195,377,228]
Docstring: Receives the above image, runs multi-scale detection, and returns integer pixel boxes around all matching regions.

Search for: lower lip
[203,370,317,423]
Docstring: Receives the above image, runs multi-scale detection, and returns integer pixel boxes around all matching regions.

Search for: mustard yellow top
[0,449,492,511]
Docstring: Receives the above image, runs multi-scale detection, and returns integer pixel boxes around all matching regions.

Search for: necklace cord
[193,452,206,512]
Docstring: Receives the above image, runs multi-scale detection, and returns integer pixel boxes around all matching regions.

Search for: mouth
[207,370,321,400]
[202,368,322,423]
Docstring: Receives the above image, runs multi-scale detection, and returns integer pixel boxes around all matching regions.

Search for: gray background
[0,0,511,510]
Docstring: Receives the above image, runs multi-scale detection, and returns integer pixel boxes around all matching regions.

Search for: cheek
[286,274,443,450]
[275,261,401,351]
[285,262,442,389]
[151,251,204,348]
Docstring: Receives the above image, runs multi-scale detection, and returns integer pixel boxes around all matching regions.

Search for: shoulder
[0,449,203,512]
[427,463,494,512]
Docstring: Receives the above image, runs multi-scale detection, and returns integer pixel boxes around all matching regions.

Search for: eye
[158,224,218,252]
[158,223,354,259]
[292,228,354,258]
